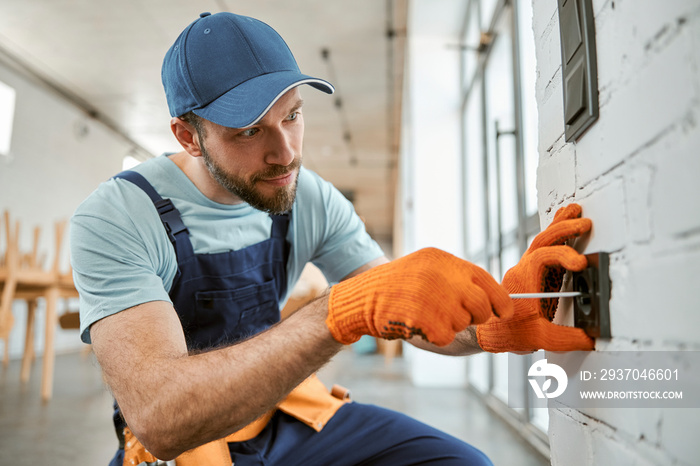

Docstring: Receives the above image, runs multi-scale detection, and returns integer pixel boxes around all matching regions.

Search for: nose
[264,127,296,166]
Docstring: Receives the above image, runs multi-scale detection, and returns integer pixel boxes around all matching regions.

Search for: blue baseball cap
[162,12,334,128]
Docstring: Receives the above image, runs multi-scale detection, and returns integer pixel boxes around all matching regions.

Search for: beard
[200,143,302,214]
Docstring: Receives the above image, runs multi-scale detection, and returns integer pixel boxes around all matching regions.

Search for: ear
[170,117,203,157]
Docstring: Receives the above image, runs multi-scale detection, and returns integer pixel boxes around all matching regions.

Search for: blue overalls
[108,170,289,465]
[107,170,493,466]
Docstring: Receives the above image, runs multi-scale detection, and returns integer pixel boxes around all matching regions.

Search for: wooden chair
[0,210,19,367]
[0,210,79,401]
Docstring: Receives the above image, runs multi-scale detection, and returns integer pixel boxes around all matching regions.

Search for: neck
[169,151,243,205]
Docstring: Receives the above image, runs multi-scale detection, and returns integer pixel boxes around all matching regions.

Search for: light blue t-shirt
[70,155,384,343]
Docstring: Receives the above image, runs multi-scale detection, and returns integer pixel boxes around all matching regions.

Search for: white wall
[0,59,136,359]
[532,1,700,464]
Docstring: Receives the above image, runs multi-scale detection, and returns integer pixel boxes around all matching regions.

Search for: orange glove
[477,204,595,352]
[327,247,513,347]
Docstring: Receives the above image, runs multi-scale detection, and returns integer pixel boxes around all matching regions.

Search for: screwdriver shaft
[509,291,582,299]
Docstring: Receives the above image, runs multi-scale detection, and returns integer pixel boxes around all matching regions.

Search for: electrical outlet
[572,252,611,338]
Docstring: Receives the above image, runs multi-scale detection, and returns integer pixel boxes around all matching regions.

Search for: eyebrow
[288,99,304,114]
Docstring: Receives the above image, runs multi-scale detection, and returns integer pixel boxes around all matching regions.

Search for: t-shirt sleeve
[295,170,385,284]
[70,179,178,344]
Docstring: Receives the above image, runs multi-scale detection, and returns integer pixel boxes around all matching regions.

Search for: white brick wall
[532,0,700,464]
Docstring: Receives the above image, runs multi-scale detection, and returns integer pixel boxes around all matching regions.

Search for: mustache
[252,156,302,181]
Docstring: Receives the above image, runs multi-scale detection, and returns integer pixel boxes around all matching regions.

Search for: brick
[593,0,698,95]
[534,11,564,104]
[576,30,696,185]
[651,121,700,239]
[532,0,557,42]
[579,407,662,445]
[589,428,665,466]
[624,164,654,243]
[691,12,700,98]
[532,1,567,154]
[551,408,671,465]
[537,71,566,153]
[576,178,628,254]
[611,248,700,342]
[620,0,699,56]
[536,142,576,212]
[549,408,591,465]
[592,10,636,97]
[589,431,641,466]
[660,408,700,464]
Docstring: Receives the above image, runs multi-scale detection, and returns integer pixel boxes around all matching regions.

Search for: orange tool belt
[123,374,351,466]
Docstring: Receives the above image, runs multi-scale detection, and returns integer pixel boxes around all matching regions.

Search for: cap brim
[192,71,334,128]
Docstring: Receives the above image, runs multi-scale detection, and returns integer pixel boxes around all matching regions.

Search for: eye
[239,127,259,137]
[287,111,299,121]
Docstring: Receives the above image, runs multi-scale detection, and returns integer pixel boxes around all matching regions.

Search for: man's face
[197,88,305,214]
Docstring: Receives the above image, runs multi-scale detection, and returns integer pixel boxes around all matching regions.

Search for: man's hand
[326,247,513,347]
[477,203,595,353]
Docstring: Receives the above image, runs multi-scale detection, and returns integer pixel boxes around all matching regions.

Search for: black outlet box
[572,252,611,338]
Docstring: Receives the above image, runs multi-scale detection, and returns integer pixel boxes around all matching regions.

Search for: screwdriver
[509,291,582,299]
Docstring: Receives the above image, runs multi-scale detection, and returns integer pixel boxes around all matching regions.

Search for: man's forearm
[93,293,342,460]
[407,326,483,356]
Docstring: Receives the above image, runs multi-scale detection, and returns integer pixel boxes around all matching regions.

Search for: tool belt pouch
[276,373,350,432]
[122,427,161,465]
[173,440,231,466]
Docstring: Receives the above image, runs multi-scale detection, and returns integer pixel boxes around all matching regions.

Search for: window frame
[459,0,550,457]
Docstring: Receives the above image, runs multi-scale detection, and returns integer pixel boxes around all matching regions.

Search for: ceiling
[0,0,408,240]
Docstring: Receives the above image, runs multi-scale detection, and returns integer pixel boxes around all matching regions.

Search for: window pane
[484,10,517,240]
[501,243,520,280]
[498,134,518,235]
[517,0,540,216]
[0,80,16,156]
[462,2,481,89]
[465,79,486,256]
[468,352,491,394]
[473,257,488,273]
[122,155,141,170]
[489,253,501,281]
[486,126,499,244]
[481,0,500,29]
[527,232,538,249]
[492,352,509,403]
[531,408,550,432]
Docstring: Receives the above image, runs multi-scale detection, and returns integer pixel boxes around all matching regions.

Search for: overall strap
[269,212,291,301]
[269,213,290,239]
[113,170,195,260]
[270,213,291,266]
